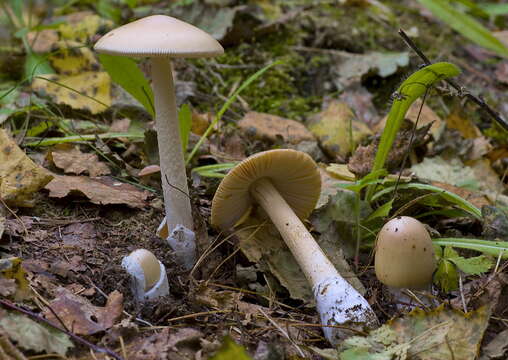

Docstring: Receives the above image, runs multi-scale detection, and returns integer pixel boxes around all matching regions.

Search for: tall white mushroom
[94,15,223,269]
[211,149,378,345]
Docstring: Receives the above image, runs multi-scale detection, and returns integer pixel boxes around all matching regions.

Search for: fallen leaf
[413,156,504,193]
[45,175,149,208]
[0,129,53,207]
[480,328,508,360]
[60,223,97,250]
[339,84,379,126]
[430,181,491,209]
[0,328,27,360]
[194,285,242,310]
[0,310,73,356]
[332,51,409,89]
[326,163,356,181]
[210,336,252,360]
[50,144,110,176]
[59,12,112,43]
[27,29,59,54]
[125,328,203,360]
[238,111,314,145]
[32,71,111,114]
[0,257,32,300]
[44,288,123,335]
[446,110,482,139]
[308,100,372,159]
[336,305,490,360]
[48,42,99,76]
[0,278,16,297]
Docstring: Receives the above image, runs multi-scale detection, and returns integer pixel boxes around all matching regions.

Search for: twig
[0,299,124,360]
[398,28,508,132]
[258,308,305,358]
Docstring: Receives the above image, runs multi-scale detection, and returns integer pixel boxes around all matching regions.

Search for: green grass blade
[365,62,460,200]
[433,238,508,259]
[418,0,508,57]
[371,182,481,219]
[24,132,144,147]
[178,104,192,155]
[191,162,237,178]
[186,60,283,165]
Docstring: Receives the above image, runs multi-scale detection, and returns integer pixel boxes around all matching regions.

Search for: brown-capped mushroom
[211,149,378,345]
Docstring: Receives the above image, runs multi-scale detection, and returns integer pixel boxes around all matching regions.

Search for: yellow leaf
[0,257,32,300]
[49,42,99,75]
[33,72,111,114]
[0,129,53,207]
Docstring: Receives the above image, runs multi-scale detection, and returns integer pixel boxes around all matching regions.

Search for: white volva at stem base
[151,57,194,233]
[121,257,170,301]
[250,177,378,345]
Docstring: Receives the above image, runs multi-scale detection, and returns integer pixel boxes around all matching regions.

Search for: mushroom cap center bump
[94,14,224,58]
[211,149,322,230]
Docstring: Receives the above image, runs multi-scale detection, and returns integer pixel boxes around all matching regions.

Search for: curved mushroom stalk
[212,150,378,345]
[251,177,378,344]
[122,249,170,301]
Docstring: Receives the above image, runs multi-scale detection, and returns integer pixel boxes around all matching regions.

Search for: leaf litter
[0,0,507,358]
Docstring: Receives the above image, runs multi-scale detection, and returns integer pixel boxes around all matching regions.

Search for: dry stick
[0,299,124,360]
[398,28,508,132]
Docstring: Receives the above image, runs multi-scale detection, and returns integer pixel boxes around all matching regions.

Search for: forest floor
[1,1,508,359]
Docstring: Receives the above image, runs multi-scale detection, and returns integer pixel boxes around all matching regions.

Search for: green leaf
[209,337,252,360]
[371,182,481,219]
[0,312,73,356]
[24,132,144,147]
[24,52,54,80]
[449,255,493,275]
[479,3,508,16]
[341,169,387,194]
[434,257,459,292]
[191,163,237,178]
[366,62,460,200]
[98,54,155,116]
[363,199,393,224]
[418,0,508,57]
[178,104,192,155]
[433,238,508,259]
[97,0,121,23]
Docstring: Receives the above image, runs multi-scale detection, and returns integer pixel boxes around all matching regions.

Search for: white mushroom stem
[151,58,194,233]
[250,177,378,344]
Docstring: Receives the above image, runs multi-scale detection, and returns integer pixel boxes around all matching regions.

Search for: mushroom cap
[375,216,436,289]
[94,15,224,58]
[211,149,321,230]
[127,249,161,291]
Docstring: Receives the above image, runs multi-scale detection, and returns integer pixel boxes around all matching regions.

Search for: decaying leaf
[308,100,372,159]
[0,257,32,300]
[238,111,314,145]
[332,51,409,89]
[210,336,252,360]
[336,305,490,360]
[44,288,123,335]
[32,71,111,114]
[0,129,53,207]
[0,310,73,356]
[45,175,149,208]
[49,144,111,176]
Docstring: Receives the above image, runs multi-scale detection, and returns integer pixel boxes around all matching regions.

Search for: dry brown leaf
[238,111,314,145]
[44,288,123,335]
[446,110,482,139]
[50,144,110,176]
[45,175,149,208]
[0,129,53,207]
[430,181,491,209]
